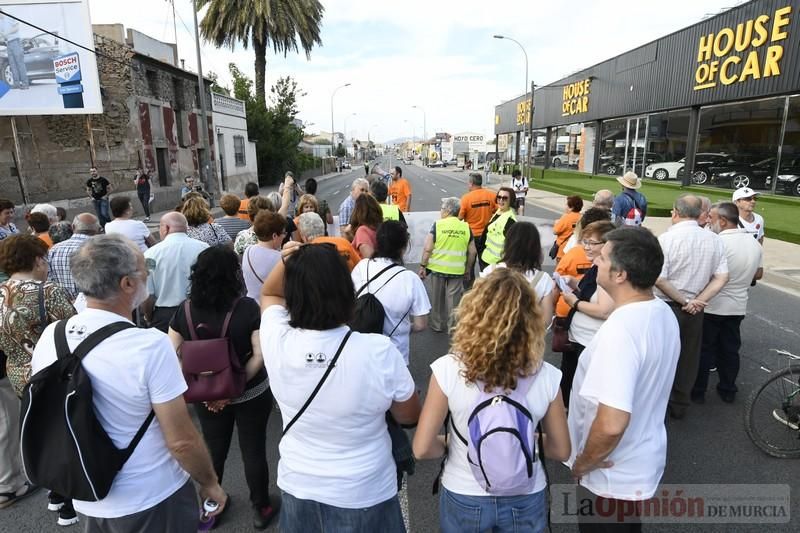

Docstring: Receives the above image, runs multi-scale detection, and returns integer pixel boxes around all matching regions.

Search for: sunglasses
[496,195,510,201]
[581,239,604,247]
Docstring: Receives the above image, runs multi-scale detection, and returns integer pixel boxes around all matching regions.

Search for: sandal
[0,482,41,509]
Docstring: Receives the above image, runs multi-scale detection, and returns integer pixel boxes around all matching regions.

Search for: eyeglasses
[581,239,604,247]
[496,195,510,201]
[741,196,757,202]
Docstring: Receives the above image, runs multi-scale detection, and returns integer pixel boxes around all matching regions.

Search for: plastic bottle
[197,499,219,532]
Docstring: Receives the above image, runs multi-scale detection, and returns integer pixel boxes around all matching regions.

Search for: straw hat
[616,171,642,189]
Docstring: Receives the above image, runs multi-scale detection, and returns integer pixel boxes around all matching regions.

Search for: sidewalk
[485,175,800,298]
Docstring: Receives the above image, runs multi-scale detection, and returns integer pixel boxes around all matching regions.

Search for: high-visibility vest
[481,209,516,265]
[429,216,470,275]
[380,203,400,221]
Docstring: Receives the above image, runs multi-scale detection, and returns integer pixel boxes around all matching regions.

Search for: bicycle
[744,349,800,459]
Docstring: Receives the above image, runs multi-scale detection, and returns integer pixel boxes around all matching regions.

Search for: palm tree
[197,0,323,107]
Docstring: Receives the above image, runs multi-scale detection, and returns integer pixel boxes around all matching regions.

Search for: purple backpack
[452,375,538,495]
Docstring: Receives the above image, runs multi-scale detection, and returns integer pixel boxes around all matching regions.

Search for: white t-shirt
[568,288,607,347]
[104,218,151,252]
[480,263,554,303]
[566,298,680,500]
[705,229,762,316]
[432,354,561,496]
[242,245,281,302]
[31,309,189,518]
[511,176,528,199]
[350,258,431,364]
[738,212,765,241]
[260,305,415,508]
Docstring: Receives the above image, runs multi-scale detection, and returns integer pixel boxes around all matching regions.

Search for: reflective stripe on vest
[481,210,516,265]
[429,217,470,275]
[381,204,400,221]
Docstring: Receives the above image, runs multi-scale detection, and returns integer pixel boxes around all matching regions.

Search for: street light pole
[494,34,528,178]
[330,83,351,158]
[192,1,216,200]
[412,105,426,165]
[344,112,356,158]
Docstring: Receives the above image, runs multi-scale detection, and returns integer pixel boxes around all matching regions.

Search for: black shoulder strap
[37,283,47,335]
[53,319,153,461]
[282,329,353,437]
[374,267,407,296]
[355,263,399,297]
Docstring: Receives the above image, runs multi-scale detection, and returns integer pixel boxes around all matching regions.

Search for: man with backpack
[27,234,226,531]
[611,172,647,227]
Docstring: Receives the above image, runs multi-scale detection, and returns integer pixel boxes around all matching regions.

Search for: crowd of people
[0,161,772,533]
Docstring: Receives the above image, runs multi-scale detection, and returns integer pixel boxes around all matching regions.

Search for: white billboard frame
[0,0,103,115]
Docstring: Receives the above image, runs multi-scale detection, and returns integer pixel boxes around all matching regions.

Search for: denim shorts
[439,485,547,533]
[280,490,405,533]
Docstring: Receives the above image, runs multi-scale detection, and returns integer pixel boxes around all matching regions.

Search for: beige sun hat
[616,171,642,189]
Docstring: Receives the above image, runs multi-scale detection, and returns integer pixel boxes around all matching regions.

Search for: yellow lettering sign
[693,6,791,91]
[561,78,591,117]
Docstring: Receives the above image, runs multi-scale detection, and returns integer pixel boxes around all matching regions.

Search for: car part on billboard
[0,0,102,115]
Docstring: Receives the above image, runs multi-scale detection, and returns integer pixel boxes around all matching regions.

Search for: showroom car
[769,157,800,196]
[707,156,775,189]
[602,153,663,176]
[652,153,732,183]
[0,33,61,86]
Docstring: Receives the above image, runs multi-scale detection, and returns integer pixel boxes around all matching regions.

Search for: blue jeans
[280,491,405,533]
[439,486,547,533]
[92,197,111,227]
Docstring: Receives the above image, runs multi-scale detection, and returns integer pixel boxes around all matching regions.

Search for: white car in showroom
[644,153,732,181]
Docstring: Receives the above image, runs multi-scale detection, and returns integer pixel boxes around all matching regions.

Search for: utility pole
[527,80,535,178]
[191,1,216,201]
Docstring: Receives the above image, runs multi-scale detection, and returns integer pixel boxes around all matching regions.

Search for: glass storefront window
[598,119,629,176]
[693,98,784,191]
[642,111,690,182]
[775,96,800,197]
[530,129,548,167]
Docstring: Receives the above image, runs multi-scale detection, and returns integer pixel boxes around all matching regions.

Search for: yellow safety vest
[481,209,516,265]
[429,216,471,275]
[381,203,400,221]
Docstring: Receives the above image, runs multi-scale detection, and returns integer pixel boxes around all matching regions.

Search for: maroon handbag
[180,299,247,403]
[550,316,573,353]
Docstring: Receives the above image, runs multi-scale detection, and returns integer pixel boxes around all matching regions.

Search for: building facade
[0,24,219,208]
[212,92,257,194]
[494,0,800,196]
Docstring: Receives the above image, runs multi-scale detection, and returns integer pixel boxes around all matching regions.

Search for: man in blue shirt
[143,212,208,331]
[611,172,648,226]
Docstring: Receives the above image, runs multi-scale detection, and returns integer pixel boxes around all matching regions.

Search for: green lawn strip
[520,168,800,244]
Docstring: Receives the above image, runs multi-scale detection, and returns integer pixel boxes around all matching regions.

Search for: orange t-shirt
[237,197,251,221]
[313,236,362,271]
[459,188,497,237]
[553,211,581,259]
[554,246,594,317]
[389,178,412,212]
[37,233,53,249]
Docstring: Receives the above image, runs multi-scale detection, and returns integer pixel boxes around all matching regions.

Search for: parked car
[766,157,800,196]
[533,150,569,167]
[655,153,732,184]
[0,33,61,86]
[707,157,775,189]
[428,160,444,168]
[446,158,458,167]
[342,160,352,169]
[602,153,663,176]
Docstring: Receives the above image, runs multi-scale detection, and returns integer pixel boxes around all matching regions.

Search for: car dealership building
[494,0,800,196]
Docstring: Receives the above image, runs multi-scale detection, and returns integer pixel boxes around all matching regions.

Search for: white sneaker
[772,408,800,431]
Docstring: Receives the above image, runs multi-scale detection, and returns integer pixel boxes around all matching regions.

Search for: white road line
[440,188,447,192]
[332,189,340,195]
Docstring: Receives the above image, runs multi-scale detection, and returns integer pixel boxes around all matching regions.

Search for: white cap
[732,187,759,202]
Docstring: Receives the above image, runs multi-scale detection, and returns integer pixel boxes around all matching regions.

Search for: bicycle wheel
[744,365,800,459]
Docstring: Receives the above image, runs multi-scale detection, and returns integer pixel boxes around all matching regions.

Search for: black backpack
[20,320,154,501]
[349,262,409,335]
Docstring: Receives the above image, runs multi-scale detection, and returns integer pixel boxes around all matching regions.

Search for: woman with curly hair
[413,268,570,533]
[349,194,383,258]
[182,196,232,247]
[168,245,275,529]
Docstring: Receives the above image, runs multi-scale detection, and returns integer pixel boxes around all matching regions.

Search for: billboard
[0,0,102,115]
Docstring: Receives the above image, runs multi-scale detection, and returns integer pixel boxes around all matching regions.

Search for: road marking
[332,189,340,195]
[440,188,447,192]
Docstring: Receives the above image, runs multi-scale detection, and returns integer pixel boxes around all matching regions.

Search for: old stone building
[0,24,222,209]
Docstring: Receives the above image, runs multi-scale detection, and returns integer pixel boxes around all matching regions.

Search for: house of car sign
[693,5,791,91]
[562,79,591,117]
[54,53,82,84]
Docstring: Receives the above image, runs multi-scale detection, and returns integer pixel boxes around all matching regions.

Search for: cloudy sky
[87,0,741,143]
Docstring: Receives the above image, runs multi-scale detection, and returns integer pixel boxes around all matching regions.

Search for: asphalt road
[4,160,799,532]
